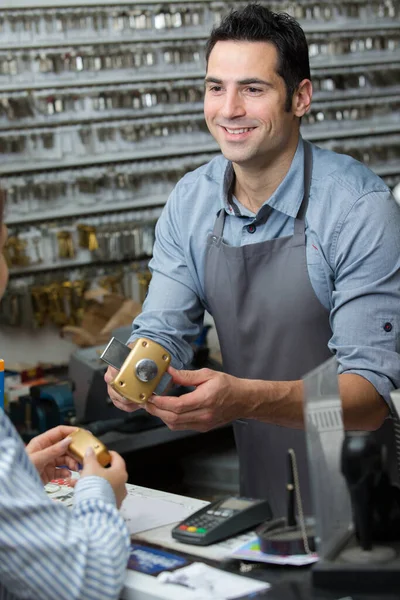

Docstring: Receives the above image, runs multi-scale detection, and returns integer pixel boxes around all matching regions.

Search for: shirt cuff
[74,475,117,507]
[340,368,395,412]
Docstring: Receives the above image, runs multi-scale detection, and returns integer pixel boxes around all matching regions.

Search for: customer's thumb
[83,446,96,465]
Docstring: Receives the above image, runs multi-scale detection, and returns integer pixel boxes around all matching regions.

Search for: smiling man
[106,4,400,517]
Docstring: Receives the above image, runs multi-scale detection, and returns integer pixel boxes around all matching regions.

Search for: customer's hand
[80,447,128,508]
[105,363,141,413]
[26,425,79,484]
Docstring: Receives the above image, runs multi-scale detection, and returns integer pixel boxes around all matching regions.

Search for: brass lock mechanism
[68,428,112,467]
[101,337,171,404]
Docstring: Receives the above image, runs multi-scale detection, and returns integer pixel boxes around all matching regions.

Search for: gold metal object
[111,338,171,404]
[57,231,75,259]
[68,428,111,467]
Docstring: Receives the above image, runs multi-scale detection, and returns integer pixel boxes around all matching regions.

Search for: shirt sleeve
[0,411,130,600]
[127,186,206,378]
[329,190,400,405]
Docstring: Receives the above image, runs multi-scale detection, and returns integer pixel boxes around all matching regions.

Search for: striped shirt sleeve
[0,410,130,600]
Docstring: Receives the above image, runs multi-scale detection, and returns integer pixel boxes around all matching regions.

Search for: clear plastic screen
[302,356,352,558]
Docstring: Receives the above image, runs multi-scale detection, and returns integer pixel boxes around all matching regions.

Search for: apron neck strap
[294,140,313,234]
[212,208,226,237]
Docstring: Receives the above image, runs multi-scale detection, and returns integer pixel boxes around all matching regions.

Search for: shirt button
[247,225,256,234]
[384,322,393,332]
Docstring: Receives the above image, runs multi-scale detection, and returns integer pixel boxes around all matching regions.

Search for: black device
[312,427,400,593]
[171,496,272,546]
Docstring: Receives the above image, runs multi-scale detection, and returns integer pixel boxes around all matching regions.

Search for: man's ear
[292,79,312,117]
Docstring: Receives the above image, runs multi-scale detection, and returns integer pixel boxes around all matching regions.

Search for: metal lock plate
[101,336,171,404]
[68,428,111,467]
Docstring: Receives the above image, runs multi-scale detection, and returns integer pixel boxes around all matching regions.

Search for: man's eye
[247,87,262,93]
[209,86,222,92]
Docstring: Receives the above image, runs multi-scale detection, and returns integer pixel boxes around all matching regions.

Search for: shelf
[1,89,399,133]
[0,69,204,93]
[1,49,399,94]
[6,159,398,228]
[311,49,400,71]
[0,22,399,54]
[1,82,399,134]
[0,104,204,132]
[304,119,400,141]
[1,0,213,8]
[311,94,400,112]
[3,115,400,177]
[313,85,400,104]
[6,193,170,226]
[303,20,400,34]
[373,162,400,177]
[0,141,219,175]
[0,31,208,51]
[8,253,151,277]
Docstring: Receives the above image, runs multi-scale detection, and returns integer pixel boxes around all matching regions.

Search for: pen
[287,449,296,527]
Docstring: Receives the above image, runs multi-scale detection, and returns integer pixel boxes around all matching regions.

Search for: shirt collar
[220,136,305,220]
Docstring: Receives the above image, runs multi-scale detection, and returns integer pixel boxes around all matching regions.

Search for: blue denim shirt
[129,136,400,403]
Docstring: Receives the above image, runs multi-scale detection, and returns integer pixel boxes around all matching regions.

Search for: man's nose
[221,91,245,119]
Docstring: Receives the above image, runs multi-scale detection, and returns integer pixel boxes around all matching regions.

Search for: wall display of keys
[4,209,160,272]
[0,2,398,46]
[0,114,213,165]
[2,153,215,224]
[0,261,151,329]
[0,0,399,337]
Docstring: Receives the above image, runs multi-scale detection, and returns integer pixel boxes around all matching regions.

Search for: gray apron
[204,141,332,517]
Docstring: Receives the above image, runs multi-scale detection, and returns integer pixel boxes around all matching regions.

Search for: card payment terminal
[172,496,272,546]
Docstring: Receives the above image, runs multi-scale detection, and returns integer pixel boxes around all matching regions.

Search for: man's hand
[81,447,128,509]
[104,364,141,413]
[144,366,249,431]
[26,425,80,484]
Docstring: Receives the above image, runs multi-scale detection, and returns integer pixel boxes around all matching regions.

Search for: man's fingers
[168,366,214,387]
[146,389,202,413]
[104,365,119,385]
[145,402,212,430]
[110,395,140,412]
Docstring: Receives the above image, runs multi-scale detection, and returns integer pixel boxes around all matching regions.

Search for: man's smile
[219,125,257,139]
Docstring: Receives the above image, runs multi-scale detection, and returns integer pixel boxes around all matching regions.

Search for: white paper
[135,522,255,561]
[157,562,270,599]
[45,481,208,535]
[120,484,208,535]
[230,536,319,566]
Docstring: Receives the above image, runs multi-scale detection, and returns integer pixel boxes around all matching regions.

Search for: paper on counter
[135,523,256,561]
[120,484,208,535]
[230,537,319,566]
[157,562,270,599]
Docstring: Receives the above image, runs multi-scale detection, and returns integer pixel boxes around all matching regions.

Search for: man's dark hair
[205,3,310,111]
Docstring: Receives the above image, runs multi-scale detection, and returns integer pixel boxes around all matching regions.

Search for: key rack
[0,0,399,361]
